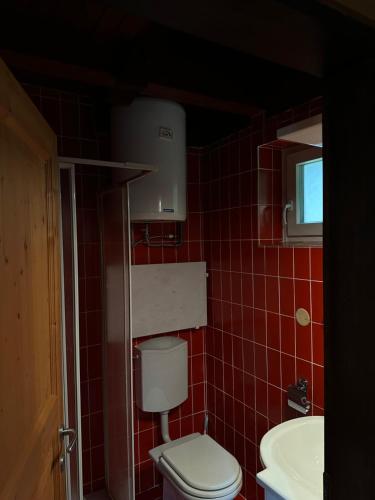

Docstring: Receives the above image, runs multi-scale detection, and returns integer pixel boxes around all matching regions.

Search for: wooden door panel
[0,58,64,499]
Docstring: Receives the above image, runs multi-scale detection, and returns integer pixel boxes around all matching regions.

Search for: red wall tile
[204,99,324,499]
[31,79,323,500]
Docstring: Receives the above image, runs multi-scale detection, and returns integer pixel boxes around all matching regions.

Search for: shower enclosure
[59,158,152,499]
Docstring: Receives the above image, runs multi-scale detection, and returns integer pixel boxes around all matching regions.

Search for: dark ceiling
[0,0,373,145]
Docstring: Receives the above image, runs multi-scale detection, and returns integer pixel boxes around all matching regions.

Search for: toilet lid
[161,434,240,491]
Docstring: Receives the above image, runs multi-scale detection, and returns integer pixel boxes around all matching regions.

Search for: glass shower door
[100,185,133,499]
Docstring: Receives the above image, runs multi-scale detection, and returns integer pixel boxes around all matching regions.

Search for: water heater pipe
[160,410,171,443]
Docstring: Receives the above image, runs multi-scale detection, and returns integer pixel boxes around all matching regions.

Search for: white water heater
[111,98,186,221]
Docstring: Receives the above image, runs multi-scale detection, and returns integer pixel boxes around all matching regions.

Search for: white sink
[257,416,324,500]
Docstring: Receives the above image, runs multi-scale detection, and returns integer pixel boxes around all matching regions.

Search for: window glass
[297,158,323,224]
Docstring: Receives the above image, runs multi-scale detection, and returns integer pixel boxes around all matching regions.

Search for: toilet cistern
[135,336,188,443]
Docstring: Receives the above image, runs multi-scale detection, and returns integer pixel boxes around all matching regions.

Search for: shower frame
[59,157,154,499]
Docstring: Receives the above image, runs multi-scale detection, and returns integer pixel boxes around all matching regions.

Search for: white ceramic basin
[257,416,324,500]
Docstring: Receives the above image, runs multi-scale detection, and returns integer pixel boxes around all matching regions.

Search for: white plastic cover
[161,435,240,491]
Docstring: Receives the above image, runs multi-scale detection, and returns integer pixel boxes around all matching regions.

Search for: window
[297,157,323,224]
[284,146,323,242]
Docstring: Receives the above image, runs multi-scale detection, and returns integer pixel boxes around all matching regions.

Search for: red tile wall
[24,80,324,500]
[132,150,207,500]
[204,98,324,500]
[76,167,111,494]
[257,144,283,244]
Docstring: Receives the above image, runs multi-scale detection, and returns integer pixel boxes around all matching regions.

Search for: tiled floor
[85,490,111,500]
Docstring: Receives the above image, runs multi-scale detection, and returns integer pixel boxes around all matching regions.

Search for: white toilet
[135,336,243,500]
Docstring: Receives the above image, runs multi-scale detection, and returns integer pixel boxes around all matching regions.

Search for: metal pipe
[160,410,171,443]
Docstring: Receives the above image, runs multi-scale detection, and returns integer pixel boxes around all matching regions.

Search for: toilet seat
[162,434,240,491]
[151,434,242,499]
[159,458,242,499]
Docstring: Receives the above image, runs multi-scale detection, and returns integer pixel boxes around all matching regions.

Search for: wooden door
[0,58,65,498]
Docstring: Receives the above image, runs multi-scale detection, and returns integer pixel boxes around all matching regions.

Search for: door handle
[59,426,77,454]
[59,426,77,471]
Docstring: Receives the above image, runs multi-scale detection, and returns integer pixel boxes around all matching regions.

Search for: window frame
[284,145,323,243]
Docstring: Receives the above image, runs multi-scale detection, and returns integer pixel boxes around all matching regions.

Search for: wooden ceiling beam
[0,50,262,116]
[117,0,375,78]
[118,0,324,77]
[0,49,117,87]
[141,83,261,116]
[318,0,375,27]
